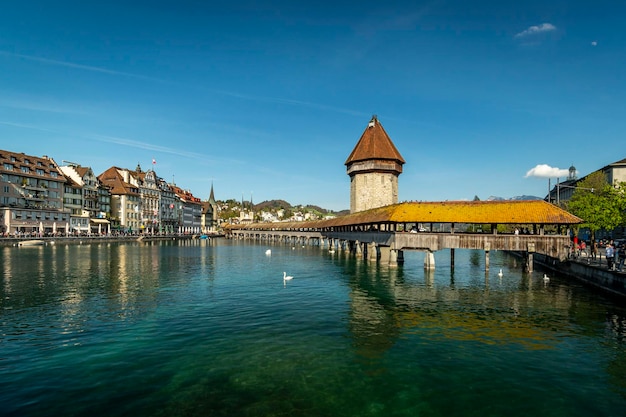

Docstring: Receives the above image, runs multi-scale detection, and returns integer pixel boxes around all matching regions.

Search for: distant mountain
[486,195,542,201]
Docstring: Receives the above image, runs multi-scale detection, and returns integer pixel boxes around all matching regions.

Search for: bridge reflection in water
[225,200,582,272]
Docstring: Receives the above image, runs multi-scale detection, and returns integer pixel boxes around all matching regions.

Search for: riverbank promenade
[535,247,626,299]
[0,233,219,247]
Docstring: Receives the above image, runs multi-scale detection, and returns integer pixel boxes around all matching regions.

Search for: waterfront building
[605,157,626,185]
[130,164,161,235]
[345,115,405,213]
[59,163,111,234]
[98,167,141,234]
[59,169,89,235]
[201,183,218,233]
[158,177,178,234]
[170,184,202,234]
[0,149,69,236]
[97,184,112,229]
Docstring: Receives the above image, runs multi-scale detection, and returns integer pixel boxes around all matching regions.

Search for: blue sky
[1,0,624,211]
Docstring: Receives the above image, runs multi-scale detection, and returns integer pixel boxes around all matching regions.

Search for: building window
[21,166,29,173]
[3,163,13,171]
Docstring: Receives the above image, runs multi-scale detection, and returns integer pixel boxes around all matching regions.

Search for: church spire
[209,182,216,204]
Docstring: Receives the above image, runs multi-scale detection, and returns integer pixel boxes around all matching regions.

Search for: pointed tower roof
[345,115,405,166]
[208,182,216,205]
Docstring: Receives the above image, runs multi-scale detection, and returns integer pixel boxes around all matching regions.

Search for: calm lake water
[1,238,625,417]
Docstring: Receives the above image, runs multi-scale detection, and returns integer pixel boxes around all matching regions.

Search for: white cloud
[591,41,598,46]
[524,164,570,178]
[514,23,557,39]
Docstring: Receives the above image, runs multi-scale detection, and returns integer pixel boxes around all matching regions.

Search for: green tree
[567,172,626,240]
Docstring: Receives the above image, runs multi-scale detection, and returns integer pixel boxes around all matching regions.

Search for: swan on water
[497,269,503,277]
[265,249,271,256]
[283,272,293,286]
[543,274,550,283]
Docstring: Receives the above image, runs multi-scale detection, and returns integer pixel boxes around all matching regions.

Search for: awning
[90,219,110,224]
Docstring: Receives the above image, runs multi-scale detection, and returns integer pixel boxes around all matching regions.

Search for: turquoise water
[1,239,625,417]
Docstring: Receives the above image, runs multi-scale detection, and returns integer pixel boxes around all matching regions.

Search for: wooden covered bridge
[225,200,582,271]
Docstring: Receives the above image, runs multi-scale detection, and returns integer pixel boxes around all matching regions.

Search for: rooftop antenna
[62,160,80,167]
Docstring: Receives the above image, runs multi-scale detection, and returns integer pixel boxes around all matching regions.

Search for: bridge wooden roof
[227,200,582,231]
[332,200,581,225]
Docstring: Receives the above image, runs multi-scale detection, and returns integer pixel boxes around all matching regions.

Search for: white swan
[497,269,503,277]
[265,249,271,256]
[543,274,550,283]
[283,271,293,286]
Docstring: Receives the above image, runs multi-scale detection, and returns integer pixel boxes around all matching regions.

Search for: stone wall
[350,171,398,213]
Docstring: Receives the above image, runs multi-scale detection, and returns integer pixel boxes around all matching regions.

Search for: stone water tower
[345,115,405,213]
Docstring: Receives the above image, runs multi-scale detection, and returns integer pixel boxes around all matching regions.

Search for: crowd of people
[572,236,625,272]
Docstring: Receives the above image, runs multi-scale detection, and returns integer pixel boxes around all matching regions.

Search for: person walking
[591,240,598,261]
[606,242,615,270]
[617,243,625,272]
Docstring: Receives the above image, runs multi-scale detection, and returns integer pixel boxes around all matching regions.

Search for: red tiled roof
[345,116,405,166]
[97,166,138,196]
[75,166,90,177]
[171,184,201,203]
[0,149,66,181]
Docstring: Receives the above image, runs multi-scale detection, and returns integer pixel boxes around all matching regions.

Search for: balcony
[22,184,47,192]
[23,193,46,202]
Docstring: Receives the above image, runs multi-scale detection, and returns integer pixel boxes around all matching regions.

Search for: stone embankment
[534,252,626,299]
[0,234,220,247]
